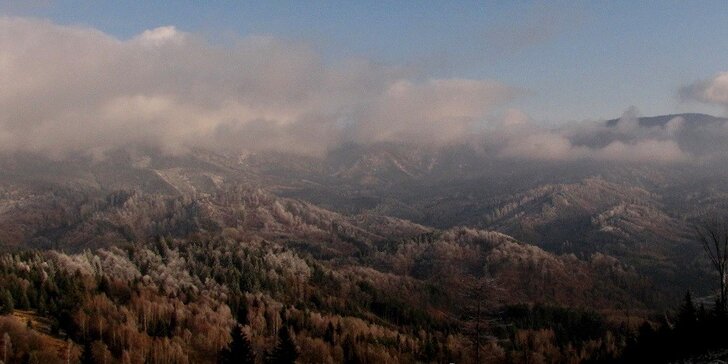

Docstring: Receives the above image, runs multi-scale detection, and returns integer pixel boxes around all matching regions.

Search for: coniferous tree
[0,289,14,314]
[675,291,699,357]
[266,326,298,364]
[236,299,249,325]
[676,291,697,332]
[219,325,255,364]
[17,289,30,310]
[323,322,335,344]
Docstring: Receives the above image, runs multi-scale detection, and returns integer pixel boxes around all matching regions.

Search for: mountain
[0,183,429,253]
[1,115,725,303]
[605,113,727,128]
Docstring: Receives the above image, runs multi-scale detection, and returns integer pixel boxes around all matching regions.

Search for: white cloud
[500,133,588,161]
[0,17,714,164]
[497,107,693,163]
[351,79,518,144]
[680,72,728,106]
[0,17,518,157]
[594,140,687,163]
[135,26,185,46]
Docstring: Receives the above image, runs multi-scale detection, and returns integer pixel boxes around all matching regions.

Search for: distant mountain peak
[605,113,726,128]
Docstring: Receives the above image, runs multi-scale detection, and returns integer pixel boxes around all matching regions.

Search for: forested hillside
[0,227,652,363]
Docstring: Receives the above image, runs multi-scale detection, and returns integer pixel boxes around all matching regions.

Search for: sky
[3,1,728,161]
[5,0,728,122]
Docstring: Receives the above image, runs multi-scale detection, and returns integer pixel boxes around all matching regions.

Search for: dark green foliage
[324,322,335,344]
[266,326,298,364]
[16,289,30,310]
[0,289,13,314]
[676,291,697,333]
[219,325,255,364]
[234,297,249,325]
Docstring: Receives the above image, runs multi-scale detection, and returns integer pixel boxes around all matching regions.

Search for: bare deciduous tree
[696,220,728,312]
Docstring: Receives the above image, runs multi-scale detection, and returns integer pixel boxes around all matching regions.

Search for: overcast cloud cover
[1,17,727,163]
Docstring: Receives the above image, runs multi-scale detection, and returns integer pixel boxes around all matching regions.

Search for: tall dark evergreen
[265,326,298,364]
[0,289,13,315]
[676,291,697,332]
[235,298,249,325]
[219,325,255,364]
[323,322,335,344]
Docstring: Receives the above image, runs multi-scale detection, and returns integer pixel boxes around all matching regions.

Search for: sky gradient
[3,0,728,123]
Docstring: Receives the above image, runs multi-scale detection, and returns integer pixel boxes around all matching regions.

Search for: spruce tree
[219,325,255,364]
[323,322,335,344]
[674,291,699,356]
[236,299,249,325]
[676,290,697,332]
[265,326,298,364]
[0,289,14,315]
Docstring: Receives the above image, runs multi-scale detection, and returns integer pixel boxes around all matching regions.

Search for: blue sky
[4,0,728,122]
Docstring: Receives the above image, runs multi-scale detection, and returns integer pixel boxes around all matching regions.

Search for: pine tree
[265,326,298,364]
[676,290,697,332]
[323,322,335,344]
[218,324,255,364]
[17,290,30,310]
[235,299,249,325]
[675,291,699,356]
[0,289,14,315]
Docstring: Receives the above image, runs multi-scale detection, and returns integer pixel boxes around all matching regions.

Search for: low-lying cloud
[493,108,703,163]
[0,17,517,156]
[680,72,728,106]
[1,17,724,164]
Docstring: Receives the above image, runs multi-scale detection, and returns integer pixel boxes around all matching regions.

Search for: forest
[0,224,722,363]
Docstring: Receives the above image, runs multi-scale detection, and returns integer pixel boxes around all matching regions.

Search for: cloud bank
[1,17,723,164]
[492,107,706,163]
[0,17,517,156]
